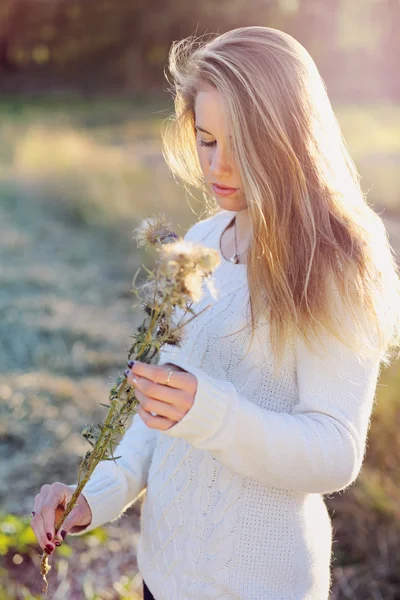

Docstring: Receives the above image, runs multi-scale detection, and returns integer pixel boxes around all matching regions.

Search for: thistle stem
[38,231,220,594]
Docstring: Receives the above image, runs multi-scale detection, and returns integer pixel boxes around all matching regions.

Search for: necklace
[229,216,249,264]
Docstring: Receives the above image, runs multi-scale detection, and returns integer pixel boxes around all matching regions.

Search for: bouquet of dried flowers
[39,214,220,594]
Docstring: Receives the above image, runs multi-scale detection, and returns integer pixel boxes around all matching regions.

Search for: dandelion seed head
[160,240,198,262]
[159,240,220,273]
[163,232,180,244]
[140,280,158,299]
[184,271,203,303]
[166,330,182,346]
[158,259,181,279]
[196,250,221,274]
[139,280,163,311]
[157,240,220,303]
[133,214,175,248]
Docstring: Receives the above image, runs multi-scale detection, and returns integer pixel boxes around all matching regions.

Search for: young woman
[30,27,400,599]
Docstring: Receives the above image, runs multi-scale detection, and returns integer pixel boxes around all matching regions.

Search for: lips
[212,183,238,196]
[212,183,237,191]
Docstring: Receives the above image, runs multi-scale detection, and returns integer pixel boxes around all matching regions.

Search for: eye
[199,140,216,147]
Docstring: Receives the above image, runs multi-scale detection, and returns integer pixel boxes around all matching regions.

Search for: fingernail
[60,530,67,540]
[124,369,130,377]
[45,544,54,554]
[127,360,134,367]
[55,540,61,547]
[46,532,52,541]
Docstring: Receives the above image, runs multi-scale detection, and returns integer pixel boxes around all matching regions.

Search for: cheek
[197,147,210,173]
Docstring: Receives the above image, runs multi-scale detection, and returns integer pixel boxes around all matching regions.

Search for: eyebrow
[195,125,232,139]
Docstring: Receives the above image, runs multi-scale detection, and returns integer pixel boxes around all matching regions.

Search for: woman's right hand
[30,482,92,555]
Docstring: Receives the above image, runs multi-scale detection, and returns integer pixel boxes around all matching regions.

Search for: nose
[209,145,234,179]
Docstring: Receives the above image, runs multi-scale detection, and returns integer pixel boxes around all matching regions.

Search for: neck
[233,209,251,248]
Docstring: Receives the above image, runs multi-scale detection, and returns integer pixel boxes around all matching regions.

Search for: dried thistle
[39,215,220,594]
[132,213,179,248]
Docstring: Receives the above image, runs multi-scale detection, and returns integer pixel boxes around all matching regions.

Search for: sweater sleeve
[66,217,208,536]
[67,412,157,536]
[159,314,382,495]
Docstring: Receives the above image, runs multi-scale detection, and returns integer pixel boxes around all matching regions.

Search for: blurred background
[0,1,399,598]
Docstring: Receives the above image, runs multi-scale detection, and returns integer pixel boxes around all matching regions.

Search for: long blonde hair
[161,26,400,377]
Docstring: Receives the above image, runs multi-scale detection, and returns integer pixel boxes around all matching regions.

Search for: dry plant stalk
[39,214,220,594]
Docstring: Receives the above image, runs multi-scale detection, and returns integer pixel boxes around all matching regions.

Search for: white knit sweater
[69,209,382,600]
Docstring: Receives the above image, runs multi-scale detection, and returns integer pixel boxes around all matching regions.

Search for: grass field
[0,97,399,599]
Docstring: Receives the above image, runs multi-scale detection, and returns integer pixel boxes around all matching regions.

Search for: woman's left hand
[125,361,198,431]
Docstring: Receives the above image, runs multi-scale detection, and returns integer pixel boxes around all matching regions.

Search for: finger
[30,494,46,548]
[130,360,188,390]
[31,487,45,516]
[31,486,55,553]
[136,389,185,422]
[56,503,86,540]
[41,483,70,544]
[137,404,177,431]
[129,374,192,414]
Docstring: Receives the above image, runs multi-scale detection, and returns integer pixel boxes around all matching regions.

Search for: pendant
[230,253,239,264]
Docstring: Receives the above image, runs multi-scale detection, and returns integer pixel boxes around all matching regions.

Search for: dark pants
[143,580,156,600]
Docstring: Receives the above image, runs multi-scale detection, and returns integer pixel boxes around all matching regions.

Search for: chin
[216,198,246,211]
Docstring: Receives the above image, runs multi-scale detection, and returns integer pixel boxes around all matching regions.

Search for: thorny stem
[39,308,208,594]
[39,409,123,593]
[138,305,162,359]
[40,349,151,593]
[39,244,219,594]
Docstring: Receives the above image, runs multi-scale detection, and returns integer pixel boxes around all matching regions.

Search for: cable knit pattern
[68,209,382,600]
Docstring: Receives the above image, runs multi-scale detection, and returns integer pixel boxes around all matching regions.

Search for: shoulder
[183,209,230,243]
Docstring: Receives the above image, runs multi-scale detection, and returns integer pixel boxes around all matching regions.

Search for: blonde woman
[30,27,400,599]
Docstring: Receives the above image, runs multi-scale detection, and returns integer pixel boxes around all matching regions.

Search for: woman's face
[194,86,247,210]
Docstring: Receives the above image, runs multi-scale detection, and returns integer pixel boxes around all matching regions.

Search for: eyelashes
[199,140,216,147]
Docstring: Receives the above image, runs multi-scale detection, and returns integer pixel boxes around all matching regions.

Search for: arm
[67,412,157,535]
[67,218,208,535]
[159,318,382,495]
[67,219,210,535]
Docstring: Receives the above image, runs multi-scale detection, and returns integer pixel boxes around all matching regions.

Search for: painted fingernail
[124,369,130,377]
[45,544,54,554]
[55,540,61,547]
[46,532,52,541]
[127,360,134,367]
[60,530,67,540]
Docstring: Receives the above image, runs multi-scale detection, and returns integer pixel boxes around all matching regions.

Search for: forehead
[194,88,230,135]
[195,86,223,110]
